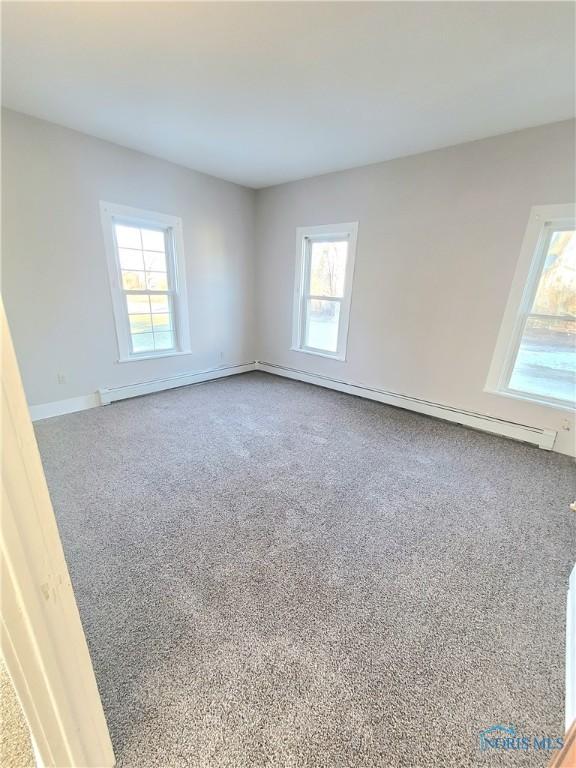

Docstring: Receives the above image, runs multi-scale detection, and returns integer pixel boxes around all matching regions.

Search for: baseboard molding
[29,361,560,451]
[255,361,557,450]
[29,393,102,422]
[29,363,256,420]
[99,362,256,405]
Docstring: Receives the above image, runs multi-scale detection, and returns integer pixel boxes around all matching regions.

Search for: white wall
[1,109,256,406]
[3,110,574,455]
[255,120,576,455]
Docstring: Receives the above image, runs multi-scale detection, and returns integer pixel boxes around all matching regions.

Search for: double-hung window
[486,204,575,408]
[100,202,191,361]
[292,222,358,360]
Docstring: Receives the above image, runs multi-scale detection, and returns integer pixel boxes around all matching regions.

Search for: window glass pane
[131,333,155,353]
[154,331,175,351]
[129,314,153,334]
[305,299,340,352]
[126,295,150,315]
[108,212,184,359]
[531,230,576,316]
[509,228,575,404]
[309,240,348,297]
[144,251,167,272]
[150,295,170,314]
[122,271,146,290]
[115,224,141,249]
[141,228,165,252]
[118,248,144,271]
[146,272,168,291]
[152,313,172,331]
[509,317,575,403]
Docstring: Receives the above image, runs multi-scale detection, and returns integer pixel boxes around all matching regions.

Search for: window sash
[301,291,343,352]
[113,223,179,357]
[101,201,191,362]
[125,292,177,355]
[303,235,349,296]
[488,213,575,409]
[485,205,575,409]
[526,312,575,322]
[114,223,176,289]
[292,225,358,359]
[300,238,345,352]
[506,317,574,404]
[502,223,574,395]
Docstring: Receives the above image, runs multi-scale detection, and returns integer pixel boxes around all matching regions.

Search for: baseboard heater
[31,361,557,451]
[28,363,257,420]
[255,361,557,450]
[99,362,256,405]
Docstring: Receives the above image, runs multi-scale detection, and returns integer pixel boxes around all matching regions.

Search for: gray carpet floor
[34,372,575,767]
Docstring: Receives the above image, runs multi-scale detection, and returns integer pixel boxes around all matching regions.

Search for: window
[292,222,358,360]
[486,204,575,409]
[100,202,191,361]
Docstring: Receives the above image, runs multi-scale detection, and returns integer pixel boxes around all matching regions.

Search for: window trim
[291,222,358,361]
[485,203,575,411]
[100,201,191,362]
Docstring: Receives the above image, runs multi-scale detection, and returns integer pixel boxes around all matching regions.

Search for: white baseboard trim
[29,393,102,422]
[29,363,256,420]
[566,563,576,733]
[255,361,557,450]
[99,362,256,405]
[29,361,560,451]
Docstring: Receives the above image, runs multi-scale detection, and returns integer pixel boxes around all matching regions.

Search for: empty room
[1,2,575,767]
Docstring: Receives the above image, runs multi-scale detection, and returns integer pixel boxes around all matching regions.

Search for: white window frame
[100,201,191,362]
[291,222,358,361]
[485,203,575,411]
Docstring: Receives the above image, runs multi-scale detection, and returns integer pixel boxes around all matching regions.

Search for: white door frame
[1,300,115,767]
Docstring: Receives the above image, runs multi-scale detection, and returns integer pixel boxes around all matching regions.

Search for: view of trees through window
[305,240,348,352]
[114,223,175,354]
[509,228,575,403]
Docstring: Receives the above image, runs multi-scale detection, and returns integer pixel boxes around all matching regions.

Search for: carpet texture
[0,662,34,768]
[34,372,575,768]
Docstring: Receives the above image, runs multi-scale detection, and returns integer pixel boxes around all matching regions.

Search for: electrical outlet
[57,373,66,385]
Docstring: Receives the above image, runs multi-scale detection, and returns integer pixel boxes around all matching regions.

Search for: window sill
[117,350,193,364]
[484,386,575,413]
[290,346,346,362]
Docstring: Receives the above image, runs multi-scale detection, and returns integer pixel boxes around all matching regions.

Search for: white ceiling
[2,2,574,189]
